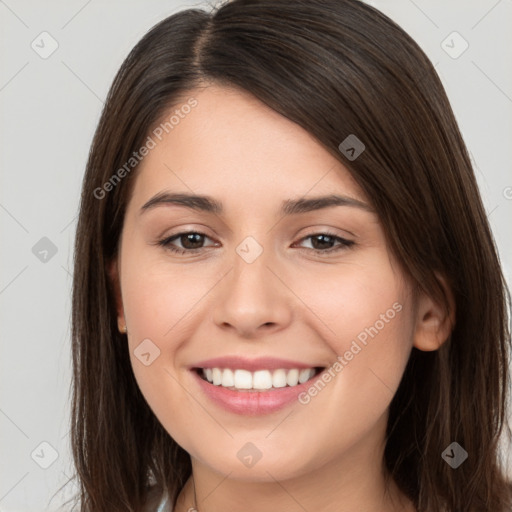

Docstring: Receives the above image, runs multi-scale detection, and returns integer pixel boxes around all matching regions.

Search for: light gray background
[1,0,511,510]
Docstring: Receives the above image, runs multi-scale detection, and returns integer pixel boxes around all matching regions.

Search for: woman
[65,0,512,510]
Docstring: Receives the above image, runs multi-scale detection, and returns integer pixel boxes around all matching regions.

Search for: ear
[107,258,126,333]
[412,273,456,352]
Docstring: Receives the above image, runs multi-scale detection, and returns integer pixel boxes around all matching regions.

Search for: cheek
[286,267,413,462]
[294,257,414,402]
[293,256,410,346]
[120,259,207,434]
[121,244,216,343]
[118,242,203,393]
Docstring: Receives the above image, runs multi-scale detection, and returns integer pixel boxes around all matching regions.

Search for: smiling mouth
[193,366,325,392]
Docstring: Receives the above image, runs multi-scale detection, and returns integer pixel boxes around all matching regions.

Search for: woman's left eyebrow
[139,191,374,216]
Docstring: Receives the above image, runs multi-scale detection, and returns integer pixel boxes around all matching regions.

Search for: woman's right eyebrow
[140,191,222,215]
[139,191,374,217]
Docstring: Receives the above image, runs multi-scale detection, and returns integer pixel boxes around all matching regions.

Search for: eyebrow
[140,191,374,216]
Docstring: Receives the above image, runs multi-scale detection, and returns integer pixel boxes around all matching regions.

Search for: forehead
[130,84,368,211]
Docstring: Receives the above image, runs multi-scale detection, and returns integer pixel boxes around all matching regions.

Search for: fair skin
[110,84,452,512]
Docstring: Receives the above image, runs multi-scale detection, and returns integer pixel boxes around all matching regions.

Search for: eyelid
[293,224,356,240]
[156,223,215,239]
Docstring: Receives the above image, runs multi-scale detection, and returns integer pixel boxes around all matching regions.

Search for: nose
[212,246,293,338]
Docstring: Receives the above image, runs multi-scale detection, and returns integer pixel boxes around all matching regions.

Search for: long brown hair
[63,0,512,510]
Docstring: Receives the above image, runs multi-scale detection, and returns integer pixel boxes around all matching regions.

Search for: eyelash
[157,230,355,256]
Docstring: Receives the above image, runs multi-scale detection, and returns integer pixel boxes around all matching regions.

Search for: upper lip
[190,356,325,372]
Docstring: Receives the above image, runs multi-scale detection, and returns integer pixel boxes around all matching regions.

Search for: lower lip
[190,369,321,416]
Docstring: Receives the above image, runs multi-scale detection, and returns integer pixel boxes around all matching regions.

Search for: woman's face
[113,84,418,482]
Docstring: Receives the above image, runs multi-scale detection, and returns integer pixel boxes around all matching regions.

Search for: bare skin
[110,84,452,512]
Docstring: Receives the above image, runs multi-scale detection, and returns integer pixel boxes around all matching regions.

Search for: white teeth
[286,369,299,386]
[221,368,234,387]
[272,369,288,388]
[212,368,222,385]
[201,367,318,390]
[234,369,252,389]
[298,369,311,384]
[253,370,272,390]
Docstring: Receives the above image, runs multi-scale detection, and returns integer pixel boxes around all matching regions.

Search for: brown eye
[158,231,217,254]
[296,232,355,254]
[310,234,337,250]
[177,233,205,249]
